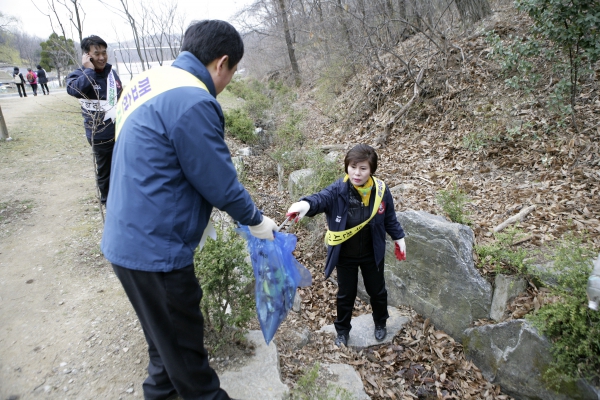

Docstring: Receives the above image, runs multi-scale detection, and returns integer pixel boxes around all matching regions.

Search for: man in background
[101,20,278,400]
[66,35,122,205]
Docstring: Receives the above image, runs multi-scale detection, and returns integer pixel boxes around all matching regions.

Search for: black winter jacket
[66,64,122,141]
[301,177,405,278]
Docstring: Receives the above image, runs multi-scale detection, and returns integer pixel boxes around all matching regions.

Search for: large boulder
[367,210,492,340]
[463,320,599,400]
[288,168,315,200]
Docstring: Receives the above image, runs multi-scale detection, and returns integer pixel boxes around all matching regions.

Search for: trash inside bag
[237,225,312,344]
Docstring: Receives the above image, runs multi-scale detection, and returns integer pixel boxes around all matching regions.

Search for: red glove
[395,239,406,261]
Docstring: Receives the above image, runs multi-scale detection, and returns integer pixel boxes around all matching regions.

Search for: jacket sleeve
[300,180,339,217]
[66,68,96,98]
[170,99,262,227]
[383,188,405,240]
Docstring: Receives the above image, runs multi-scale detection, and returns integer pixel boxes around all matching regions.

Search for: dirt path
[0,93,148,399]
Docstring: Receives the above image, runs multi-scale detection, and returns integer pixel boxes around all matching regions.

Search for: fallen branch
[493,205,536,233]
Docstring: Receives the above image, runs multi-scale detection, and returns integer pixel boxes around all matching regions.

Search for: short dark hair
[181,20,244,68]
[36,65,42,69]
[81,35,108,52]
[344,144,378,174]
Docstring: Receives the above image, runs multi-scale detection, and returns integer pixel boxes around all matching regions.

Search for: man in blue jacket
[66,35,122,205]
[101,20,278,400]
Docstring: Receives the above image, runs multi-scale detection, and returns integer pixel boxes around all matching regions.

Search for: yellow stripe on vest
[325,177,386,246]
[115,67,209,140]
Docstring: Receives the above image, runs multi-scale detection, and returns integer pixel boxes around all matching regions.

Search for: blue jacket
[100,52,263,272]
[66,63,123,141]
[302,178,405,278]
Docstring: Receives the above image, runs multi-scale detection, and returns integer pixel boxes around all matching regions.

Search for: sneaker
[334,333,348,347]
[374,326,387,341]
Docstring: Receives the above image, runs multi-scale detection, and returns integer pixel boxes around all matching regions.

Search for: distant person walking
[26,68,38,96]
[36,65,49,95]
[12,67,27,98]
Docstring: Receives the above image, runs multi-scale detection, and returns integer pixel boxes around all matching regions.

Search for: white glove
[394,238,406,261]
[248,216,277,240]
[286,201,310,222]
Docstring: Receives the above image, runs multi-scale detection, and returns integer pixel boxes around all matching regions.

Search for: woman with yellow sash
[286,144,406,346]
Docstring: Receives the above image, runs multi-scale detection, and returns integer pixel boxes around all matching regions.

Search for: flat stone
[490,274,527,321]
[321,363,371,400]
[318,306,410,349]
[219,330,288,400]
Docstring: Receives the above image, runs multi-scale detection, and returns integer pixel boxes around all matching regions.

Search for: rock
[390,183,416,193]
[288,169,315,199]
[237,147,252,156]
[321,363,371,400]
[463,320,599,400]
[324,151,341,163]
[292,290,302,312]
[277,163,285,192]
[365,210,492,340]
[289,327,311,350]
[318,306,410,349]
[231,156,244,175]
[219,330,288,399]
[490,274,527,321]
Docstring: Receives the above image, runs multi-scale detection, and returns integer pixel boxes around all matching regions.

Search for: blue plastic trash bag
[237,225,312,344]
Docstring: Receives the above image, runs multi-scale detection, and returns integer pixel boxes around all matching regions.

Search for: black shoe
[374,326,387,341]
[334,333,348,347]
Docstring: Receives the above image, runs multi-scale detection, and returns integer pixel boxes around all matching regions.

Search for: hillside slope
[239,4,599,399]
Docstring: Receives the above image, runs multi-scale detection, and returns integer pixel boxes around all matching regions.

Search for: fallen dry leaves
[224,4,599,399]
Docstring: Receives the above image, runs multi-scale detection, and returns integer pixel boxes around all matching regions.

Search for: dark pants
[334,254,389,336]
[30,83,38,96]
[16,83,27,97]
[112,264,230,400]
[40,83,49,94]
[87,138,114,203]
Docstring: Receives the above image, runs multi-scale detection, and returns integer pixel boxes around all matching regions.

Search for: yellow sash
[115,66,209,140]
[325,177,386,246]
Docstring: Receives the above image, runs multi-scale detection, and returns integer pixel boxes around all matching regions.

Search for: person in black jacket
[66,35,122,205]
[286,144,407,347]
[12,67,27,98]
[36,65,49,95]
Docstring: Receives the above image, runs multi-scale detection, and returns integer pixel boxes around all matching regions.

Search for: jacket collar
[172,51,217,98]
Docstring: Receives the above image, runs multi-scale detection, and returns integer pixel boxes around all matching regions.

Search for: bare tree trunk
[336,0,355,61]
[455,0,491,23]
[276,0,301,86]
[117,0,146,71]
[70,0,84,43]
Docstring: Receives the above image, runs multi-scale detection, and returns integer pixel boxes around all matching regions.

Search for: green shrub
[286,363,354,400]
[224,108,256,143]
[527,235,600,388]
[475,226,531,275]
[227,78,272,121]
[274,110,305,149]
[305,149,343,195]
[435,184,471,225]
[271,145,343,198]
[194,222,255,342]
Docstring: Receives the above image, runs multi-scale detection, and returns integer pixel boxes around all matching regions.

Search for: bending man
[101,20,278,400]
